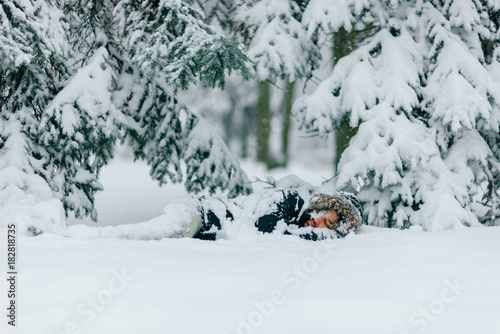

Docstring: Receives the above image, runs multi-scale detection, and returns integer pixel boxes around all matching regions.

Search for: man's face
[304,209,339,228]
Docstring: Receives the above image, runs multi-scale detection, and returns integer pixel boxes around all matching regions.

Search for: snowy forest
[3,1,500,334]
[1,0,500,233]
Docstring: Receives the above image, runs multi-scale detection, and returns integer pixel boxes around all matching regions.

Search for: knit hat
[307,192,363,235]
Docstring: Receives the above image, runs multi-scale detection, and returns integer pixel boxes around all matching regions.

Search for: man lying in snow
[173,190,363,241]
[54,189,363,241]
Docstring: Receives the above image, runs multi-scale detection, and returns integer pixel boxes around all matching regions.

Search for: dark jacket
[194,189,324,241]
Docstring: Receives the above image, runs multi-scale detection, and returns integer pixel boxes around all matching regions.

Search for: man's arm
[256,190,305,233]
[194,199,234,240]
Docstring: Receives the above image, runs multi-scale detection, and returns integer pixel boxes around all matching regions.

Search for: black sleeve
[256,190,305,233]
[194,202,234,241]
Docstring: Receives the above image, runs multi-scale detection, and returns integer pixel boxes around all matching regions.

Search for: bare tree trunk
[241,104,256,159]
[333,27,363,172]
[335,116,358,168]
[257,80,271,166]
[281,80,295,166]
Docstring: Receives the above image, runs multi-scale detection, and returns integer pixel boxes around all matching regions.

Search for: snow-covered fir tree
[294,0,500,229]
[234,0,321,83]
[187,0,238,30]
[1,0,253,228]
[4,0,497,231]
[124,0,249,91]
[116,0,252,197]
[40,47,124,220]
[0,0,69,231]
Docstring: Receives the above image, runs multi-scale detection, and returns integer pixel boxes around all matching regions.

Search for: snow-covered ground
[2,225,500,334]
[1,156,500,334]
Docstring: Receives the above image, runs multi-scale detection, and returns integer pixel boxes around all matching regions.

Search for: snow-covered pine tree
[486,47,500,224]
[114,66,253,198]
[478,2,500,225]
[0,0,69,231]
[183,116,252,197]
[1,0,253,229]
[188,0,237,30]
[56,0,253,215]
[64,0,253,215]
[294,0,500,229]
[116,0,253,198]
[32,0,126,221]
[124,0,250,91]
[39,47,124,220]
[424,0,500,227]
[234,0,321,83]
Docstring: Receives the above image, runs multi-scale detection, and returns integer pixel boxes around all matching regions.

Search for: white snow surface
[1,225,499,334]
[1,156,500,333]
